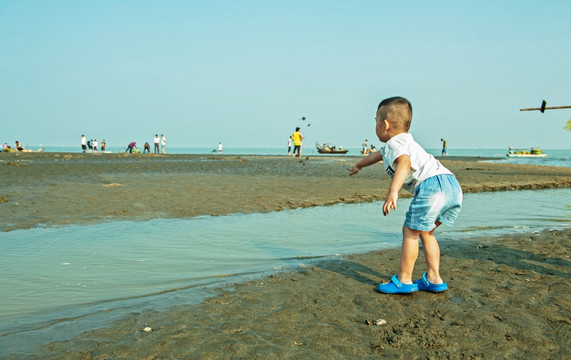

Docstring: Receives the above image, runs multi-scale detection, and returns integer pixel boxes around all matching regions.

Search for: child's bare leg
[419,222,443,284]
[398,226,421,284]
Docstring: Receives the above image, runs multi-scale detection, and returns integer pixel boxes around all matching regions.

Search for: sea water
[0,189,569,354]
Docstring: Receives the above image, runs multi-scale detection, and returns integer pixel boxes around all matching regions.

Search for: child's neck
[387,129,407,140]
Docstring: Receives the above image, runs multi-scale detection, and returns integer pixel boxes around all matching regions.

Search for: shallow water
[0,189,569,354]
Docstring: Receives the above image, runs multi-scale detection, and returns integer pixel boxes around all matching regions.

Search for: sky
[1,1,570,149]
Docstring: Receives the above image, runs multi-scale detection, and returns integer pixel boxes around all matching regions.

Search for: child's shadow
[311,257,390,288]
[249,239,392,287]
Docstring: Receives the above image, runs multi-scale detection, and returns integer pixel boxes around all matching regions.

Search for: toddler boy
[348,96,462,294]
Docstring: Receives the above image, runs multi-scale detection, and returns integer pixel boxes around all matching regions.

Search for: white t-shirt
[154,137,160,144]
[381,133,452,193]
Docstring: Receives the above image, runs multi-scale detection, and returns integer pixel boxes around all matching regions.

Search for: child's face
[375,107,391,143]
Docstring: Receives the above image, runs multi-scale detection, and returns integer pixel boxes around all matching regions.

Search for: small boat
[507,147,547,158]
[315,142,348,154]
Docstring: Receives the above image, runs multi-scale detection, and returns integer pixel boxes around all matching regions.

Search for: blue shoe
[414,272,448,293]
[378,275,418,294]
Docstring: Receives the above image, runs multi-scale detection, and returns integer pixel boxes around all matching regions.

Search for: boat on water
[507,147,547,158]
[315,142,348,154]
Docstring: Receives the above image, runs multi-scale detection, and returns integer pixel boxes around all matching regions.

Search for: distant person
[291,127,303,157]
[218,142,223,154]
[92,139,98,152]
[143,142,151,153]
[15,141,24,151]
[287,136,292,156]
[362,139,369,155]
[441,138,448,156]
[161,134,166,154]
[81,135,87,153]
[348,96,462,294]
[101,139,106,152]
[88,139,93,153]
[153,134,160,154]
[126,142,137,153]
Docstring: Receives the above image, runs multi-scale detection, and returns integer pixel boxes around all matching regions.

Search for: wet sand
[1,152,570,232]
[1,152,570,359]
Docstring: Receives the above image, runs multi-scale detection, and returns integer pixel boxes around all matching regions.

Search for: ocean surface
[27,146,571,168]
[0,188,570,355]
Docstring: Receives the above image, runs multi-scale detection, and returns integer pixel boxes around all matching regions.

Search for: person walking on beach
[153,134,160,154]
[287,136,292,156]
[101,139,106,152]
[81,135,87,153]
[291,127,303,157]
[441,138,448,156]
[218,142,223,154]
[92,139,98,152]
[348,96,462,294]
[161,134,166,154]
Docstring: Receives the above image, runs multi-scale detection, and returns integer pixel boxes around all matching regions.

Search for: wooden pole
[520,100,571,112]
[520,105,571,112]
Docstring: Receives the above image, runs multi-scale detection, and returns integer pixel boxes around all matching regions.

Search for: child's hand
[348,152,382,176]
[382,191,398,216]
[347,165,361,176]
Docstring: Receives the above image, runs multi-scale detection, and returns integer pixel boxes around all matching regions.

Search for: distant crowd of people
[360,139,377,155]
[1,140,41,152]
[78,134,227,155]
[81,135,106,153]
[137,134,167,154]
[80,134,168,154]
[2,141,23,152]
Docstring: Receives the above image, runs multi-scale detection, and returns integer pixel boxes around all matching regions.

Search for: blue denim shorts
[404,174,463,232]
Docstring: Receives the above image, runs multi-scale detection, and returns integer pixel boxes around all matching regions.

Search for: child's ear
[384,119,390,129]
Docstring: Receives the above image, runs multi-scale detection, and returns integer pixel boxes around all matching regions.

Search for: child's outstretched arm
[383,154,411,216]
[347,151,383,176]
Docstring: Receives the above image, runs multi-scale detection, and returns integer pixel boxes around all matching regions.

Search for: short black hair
[377,96,413,131]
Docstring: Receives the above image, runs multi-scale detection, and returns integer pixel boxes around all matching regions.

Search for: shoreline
[4,227,568,359]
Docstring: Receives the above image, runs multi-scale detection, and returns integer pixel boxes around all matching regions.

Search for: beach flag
[564,118,571,131]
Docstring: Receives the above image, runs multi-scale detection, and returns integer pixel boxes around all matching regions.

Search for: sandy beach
[1,152,570,359]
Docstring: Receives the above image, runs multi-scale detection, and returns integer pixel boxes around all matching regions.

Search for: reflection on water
[0,189,569,354]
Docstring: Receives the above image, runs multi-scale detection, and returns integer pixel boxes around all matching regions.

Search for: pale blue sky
[1,1,570,149]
